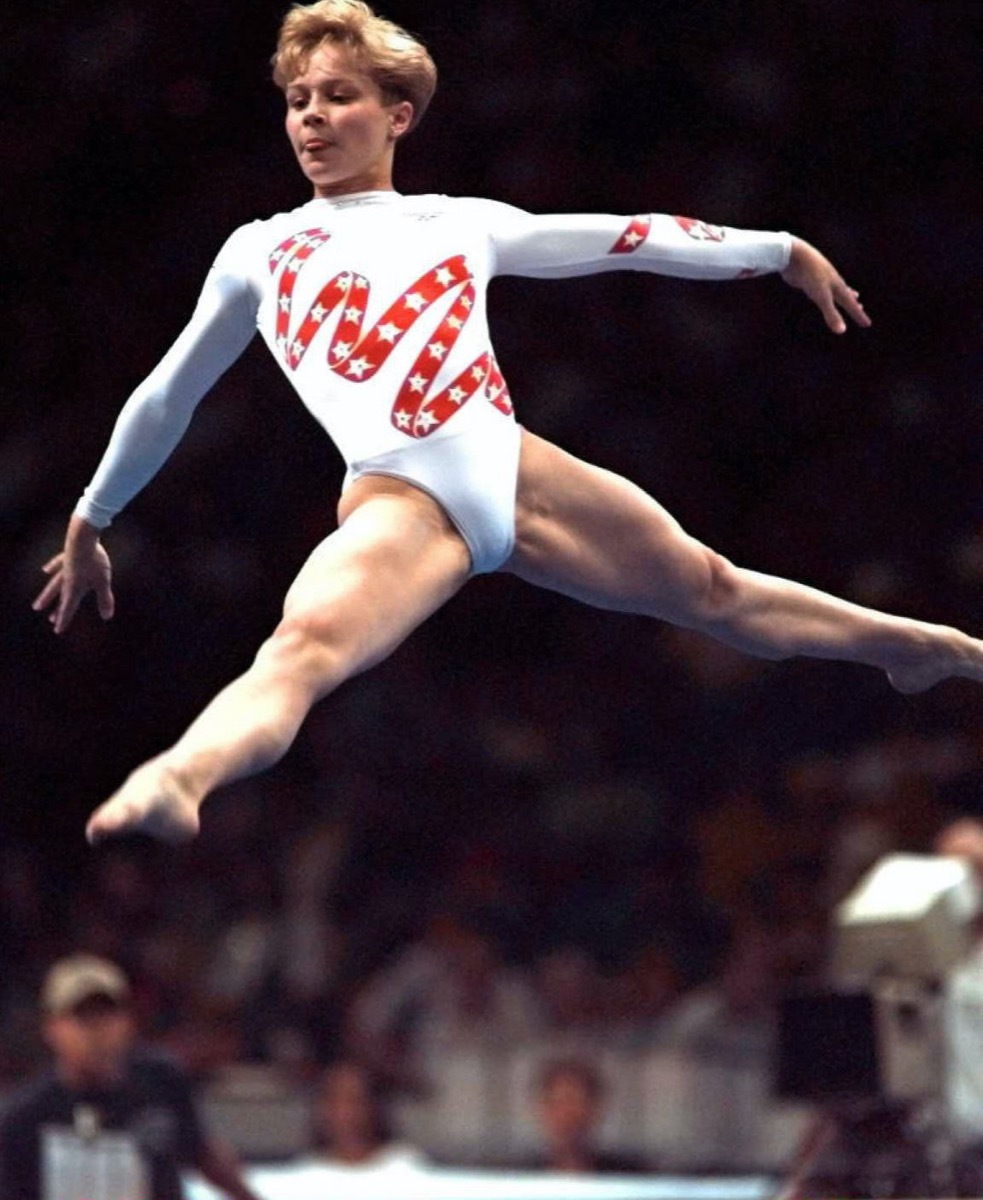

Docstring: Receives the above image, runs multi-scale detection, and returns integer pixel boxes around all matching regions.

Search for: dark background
[0,0,980,1087]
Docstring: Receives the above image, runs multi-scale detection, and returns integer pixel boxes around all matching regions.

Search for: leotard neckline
[307,190,404,210]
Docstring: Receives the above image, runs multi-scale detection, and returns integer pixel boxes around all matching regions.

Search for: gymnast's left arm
[480,201,870,334]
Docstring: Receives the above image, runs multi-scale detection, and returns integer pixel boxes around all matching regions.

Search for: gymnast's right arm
[33,229,259,635]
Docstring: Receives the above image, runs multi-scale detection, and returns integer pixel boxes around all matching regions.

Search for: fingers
[820,291,847,335]
[823,286,871,335]
[52,594,82,636]
[31,566,90,634]
[837,283,872,329]
[96,580,116,621]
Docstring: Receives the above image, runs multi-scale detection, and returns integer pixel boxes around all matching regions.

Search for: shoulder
[128,1048,193,1096]
[441,195,531,222]
[393,193,532,228]
[213,200,321,264]
[0,1071,60,1133]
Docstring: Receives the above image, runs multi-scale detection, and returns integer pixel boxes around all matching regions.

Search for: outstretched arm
[33,230,259,634]
[481,202,870,332]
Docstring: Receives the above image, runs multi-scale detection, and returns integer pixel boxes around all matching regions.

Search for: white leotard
[75,192,790,573]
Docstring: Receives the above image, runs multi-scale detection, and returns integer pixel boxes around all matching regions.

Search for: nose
[302,105,327,126]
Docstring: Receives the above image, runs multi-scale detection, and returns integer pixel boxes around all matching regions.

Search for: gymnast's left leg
[505,431,983,694]
[85,479,472,844]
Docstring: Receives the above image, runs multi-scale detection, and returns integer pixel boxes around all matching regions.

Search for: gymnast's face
[284,42,413,199]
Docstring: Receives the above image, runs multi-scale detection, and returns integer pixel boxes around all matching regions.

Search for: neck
[331,1137,378,1163]
[58,1061,124,1090]
[312,160,396,200]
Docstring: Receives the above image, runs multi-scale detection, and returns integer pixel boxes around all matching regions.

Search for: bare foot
[86,758,202,845]
[886,629,983,695]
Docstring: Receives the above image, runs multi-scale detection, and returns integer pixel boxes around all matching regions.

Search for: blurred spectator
[527,1057,650,1174]
[661,916,780,1061]
[297,1059,426,1170]
[533,947,604,1036]
[934,818,983,1146]
[346,908,541,1091]
[0,954,259,1200]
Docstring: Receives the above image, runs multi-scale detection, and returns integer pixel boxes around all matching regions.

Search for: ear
[41,1014,61,1052]
[389,100,414,140]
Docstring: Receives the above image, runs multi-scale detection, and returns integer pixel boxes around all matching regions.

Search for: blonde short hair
[272,0,437,132]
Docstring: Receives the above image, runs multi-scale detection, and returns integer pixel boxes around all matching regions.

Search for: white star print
[278,296,291,313]
[291,339,305,358]
[460,295,472,310]
[471,365,485,381]
[377,322,402,343]
[354,276,369,290]
[434,266,456,287]
[343,306,362,323]
[394,409,412,429]
[311,304,327,323]
[346,357,370,379]
[403,292,426,312]
[332,342,352,360]
[407,373,427,394]
[446,315,464,331]
[337,273,352,289]
[448,387,466,405]
[623,229,643,246]
[427,341,447,361]
[416,410,438,432]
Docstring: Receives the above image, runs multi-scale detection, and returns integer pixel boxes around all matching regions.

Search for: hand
[782,237,872,334]
[33,515,115,635]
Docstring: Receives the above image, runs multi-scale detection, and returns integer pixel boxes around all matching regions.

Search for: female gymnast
[33,0,983,844]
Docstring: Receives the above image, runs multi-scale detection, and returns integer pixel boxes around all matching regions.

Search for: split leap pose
[34,0,983,844]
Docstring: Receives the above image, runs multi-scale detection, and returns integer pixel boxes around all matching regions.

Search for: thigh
[505,430,716,619]
[281,480,472,682]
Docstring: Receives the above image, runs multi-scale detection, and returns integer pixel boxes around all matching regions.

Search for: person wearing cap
[0,954,262,1200]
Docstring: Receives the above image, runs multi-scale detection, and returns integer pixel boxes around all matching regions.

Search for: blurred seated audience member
[0,954,259,1200]
[606,945,682,1035]
[533,946,604,1035]
[528,1057,650,1174]
[935,817,983,884]
[934,817,983,1145]
[347,908,541,1091]
[302,1059,426,1170]
[660,914,781,1062]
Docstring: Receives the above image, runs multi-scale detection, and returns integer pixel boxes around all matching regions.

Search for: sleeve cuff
[73,496,115,529]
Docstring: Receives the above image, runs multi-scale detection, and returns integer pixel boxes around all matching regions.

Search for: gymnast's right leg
[86,479,471,844]
[506,431,983,694]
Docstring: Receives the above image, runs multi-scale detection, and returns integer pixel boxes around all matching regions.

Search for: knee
[690,547,743,625]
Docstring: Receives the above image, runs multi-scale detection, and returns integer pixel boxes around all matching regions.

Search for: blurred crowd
[0,0,980,1175]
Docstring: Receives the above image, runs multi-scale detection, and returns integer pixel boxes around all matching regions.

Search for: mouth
[303,138,332,152]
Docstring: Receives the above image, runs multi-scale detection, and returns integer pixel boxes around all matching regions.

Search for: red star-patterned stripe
[609,215,651,255]
[673,216,726,242]
[268,241,511,438]
[270,229,333,359]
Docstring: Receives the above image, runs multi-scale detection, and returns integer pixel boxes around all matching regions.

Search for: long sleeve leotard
[74,192,789,570]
